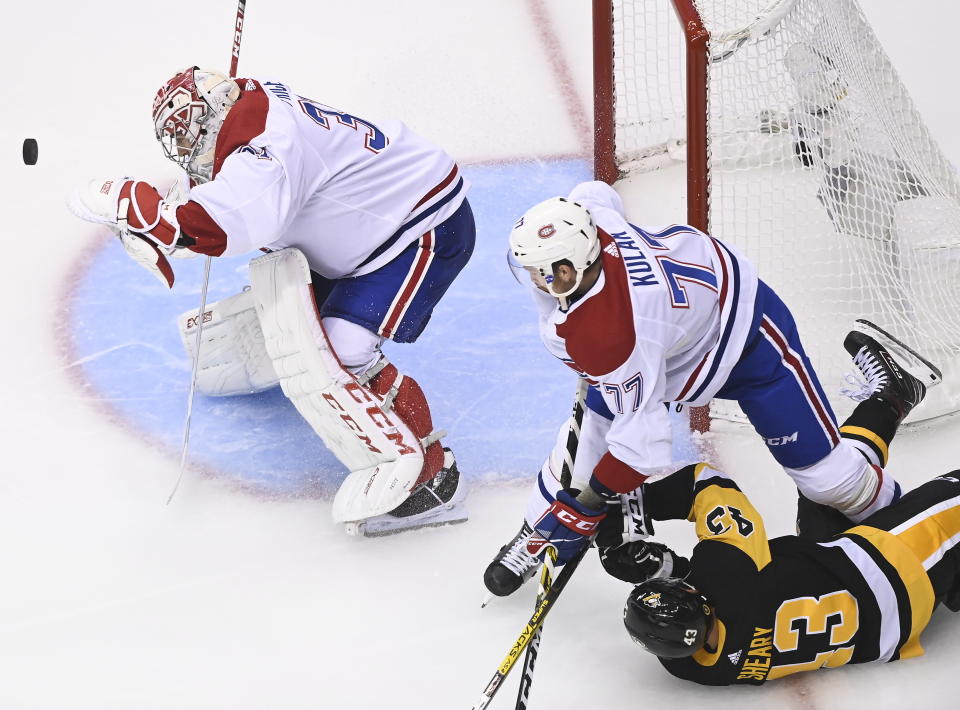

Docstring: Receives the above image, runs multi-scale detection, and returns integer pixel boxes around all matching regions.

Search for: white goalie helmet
[152,67,241,182]
[508,196,601,298]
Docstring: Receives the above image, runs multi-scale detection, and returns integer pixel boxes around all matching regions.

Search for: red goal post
[592,0,960,426]
[594,0,709,235]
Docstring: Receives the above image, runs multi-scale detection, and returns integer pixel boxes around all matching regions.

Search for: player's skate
[483,521,540,597]
[842,319,942,423]
[345,448,468,537]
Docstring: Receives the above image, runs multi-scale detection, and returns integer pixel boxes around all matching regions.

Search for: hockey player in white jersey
[484,180,940,595]
[68,67,475,536]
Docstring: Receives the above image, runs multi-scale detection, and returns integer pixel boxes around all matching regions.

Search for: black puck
[23,138,38,165]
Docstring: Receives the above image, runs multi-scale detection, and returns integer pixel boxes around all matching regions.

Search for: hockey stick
[167,0,247,505]
[513,547,556,710]
[514,378,588,710]
[471,542,590,710]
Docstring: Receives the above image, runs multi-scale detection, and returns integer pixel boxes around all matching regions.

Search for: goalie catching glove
[67,177,195,288]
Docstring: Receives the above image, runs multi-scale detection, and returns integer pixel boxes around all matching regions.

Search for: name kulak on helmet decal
[538,224,556,239]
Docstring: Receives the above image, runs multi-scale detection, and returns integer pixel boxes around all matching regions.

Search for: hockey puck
[22,138,38,165]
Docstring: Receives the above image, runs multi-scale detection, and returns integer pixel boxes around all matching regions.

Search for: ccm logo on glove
[555,506,602,532]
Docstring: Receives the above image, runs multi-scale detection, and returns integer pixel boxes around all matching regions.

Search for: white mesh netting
[610,0,960,422]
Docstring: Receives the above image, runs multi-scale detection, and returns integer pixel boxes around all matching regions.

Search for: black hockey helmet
[623,577,714,658]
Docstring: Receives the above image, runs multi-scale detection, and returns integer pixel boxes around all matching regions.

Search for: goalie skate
[843,319,942,423]
[344,448,468,537]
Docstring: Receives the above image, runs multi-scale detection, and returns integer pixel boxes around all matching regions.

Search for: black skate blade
[852,319,943,387]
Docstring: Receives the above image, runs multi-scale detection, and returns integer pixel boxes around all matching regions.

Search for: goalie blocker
[182,248,466,535]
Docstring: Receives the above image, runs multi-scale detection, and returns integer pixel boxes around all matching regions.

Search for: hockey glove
[527,490,606,565]
[599,540,690,584]
[595,487,654,549]
[68,178,185,288]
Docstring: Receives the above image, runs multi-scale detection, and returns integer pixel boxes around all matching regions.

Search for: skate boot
[843,320,941,424]
[346,448,468,537]
[483,521,540,597]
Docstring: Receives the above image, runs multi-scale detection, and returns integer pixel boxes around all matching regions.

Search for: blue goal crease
[67,159,693,497]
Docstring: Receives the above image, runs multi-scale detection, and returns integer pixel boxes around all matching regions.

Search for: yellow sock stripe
[846,526,935,659]
[892,502,960,572]
[840,425,889,467]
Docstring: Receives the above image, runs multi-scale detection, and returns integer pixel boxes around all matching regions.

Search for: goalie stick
[167,0,248,504]
[514,378,588,710]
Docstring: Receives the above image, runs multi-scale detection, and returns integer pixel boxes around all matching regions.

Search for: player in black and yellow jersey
[600,328,957,685]
[618,461,960,685]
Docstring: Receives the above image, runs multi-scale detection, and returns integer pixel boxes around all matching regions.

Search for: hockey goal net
[594,0,960,423]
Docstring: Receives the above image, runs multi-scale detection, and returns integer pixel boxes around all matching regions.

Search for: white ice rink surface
[3,2,960,708]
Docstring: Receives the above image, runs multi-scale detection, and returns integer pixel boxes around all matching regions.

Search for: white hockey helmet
[152,67,240,182]
[508,196,601,298]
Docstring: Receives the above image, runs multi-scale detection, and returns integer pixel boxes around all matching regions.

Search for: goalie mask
[508,197,600,300]
[623,577,714,658]
[152,67,240,182]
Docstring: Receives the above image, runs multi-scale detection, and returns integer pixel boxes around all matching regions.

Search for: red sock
[367,364,444,486]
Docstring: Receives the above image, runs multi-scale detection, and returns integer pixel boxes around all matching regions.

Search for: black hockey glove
[596,486,689,583]
[598,539,690,584]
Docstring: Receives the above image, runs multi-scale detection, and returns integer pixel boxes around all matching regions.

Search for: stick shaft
[513,378,589,708]
[167,0,247,504]
[471,544,589,710]
[514,547,556,710]
[559,378,588,489]
[167,255,213,504]
[230,1,247,78]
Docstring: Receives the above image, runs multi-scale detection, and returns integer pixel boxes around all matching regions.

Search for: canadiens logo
[537,224,556,239]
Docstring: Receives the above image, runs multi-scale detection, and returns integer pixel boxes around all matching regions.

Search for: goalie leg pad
[321,316,449,488]
[365,362,445,487]
[178,288,279,396]
[247,248,425,523]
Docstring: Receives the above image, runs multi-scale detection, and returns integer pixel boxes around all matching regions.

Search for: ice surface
[1,1,958,708]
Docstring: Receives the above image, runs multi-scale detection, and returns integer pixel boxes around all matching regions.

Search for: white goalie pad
[178,289,280,396]
[247,248,425,523]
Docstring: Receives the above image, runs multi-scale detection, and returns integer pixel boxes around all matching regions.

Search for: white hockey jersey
[176,78,468,278]
[535,182,759,481]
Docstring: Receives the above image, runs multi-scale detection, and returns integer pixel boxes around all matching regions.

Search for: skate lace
[840,349,887,401]
[499,534,539,577]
